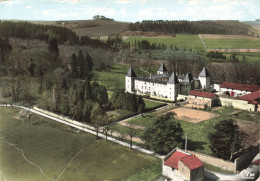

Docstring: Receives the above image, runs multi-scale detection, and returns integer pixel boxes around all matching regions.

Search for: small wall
[33,106,95,131]
[177,94,188,101]
[219,97,256,112]
[187,150,235,172]
[188,96,212,107]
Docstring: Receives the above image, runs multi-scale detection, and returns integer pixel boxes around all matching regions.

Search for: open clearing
[200,34,260,49]
[169,107,219,123]
[123,34,204,50]
[0,107,159,181]
[200,34,260,40]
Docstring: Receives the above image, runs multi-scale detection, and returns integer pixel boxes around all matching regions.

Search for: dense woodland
[129,20,251,35]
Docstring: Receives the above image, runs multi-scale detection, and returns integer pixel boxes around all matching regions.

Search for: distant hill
[242,21,260,27]
[2,19,129,37]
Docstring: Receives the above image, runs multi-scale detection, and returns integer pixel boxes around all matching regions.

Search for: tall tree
[77,50,85,79]
[209,119,243,161]
[143,113,184,154]
[70,53,78,78]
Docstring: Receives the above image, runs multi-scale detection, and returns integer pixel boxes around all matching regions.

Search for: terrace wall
[219,97,256,112]
[187,150,235,172]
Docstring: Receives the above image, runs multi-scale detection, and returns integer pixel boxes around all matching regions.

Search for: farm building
[125,62,211,101]
[188,90,218,108]
[163,148,204,181]
[219,82,260,97]
[237,90,260,111]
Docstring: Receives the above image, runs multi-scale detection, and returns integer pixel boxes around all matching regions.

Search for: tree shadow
[184,139,207,151]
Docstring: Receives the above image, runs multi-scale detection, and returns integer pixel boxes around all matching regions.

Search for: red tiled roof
[189,90,216,99]
[220,82,260,92]
[252,159,260,164]
[164,151,189,169]
[180,155,204,170]
[238,90,260,102]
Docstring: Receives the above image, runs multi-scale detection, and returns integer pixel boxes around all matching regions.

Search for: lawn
[123,34,204,51]
[204,39,260,49]
[144,99,166,110]
[127,112,232,155]
[121,160,162,181]
[109,124,145,138]
[94,64,153,90]
[0,107,159,181]
[232,111,260,123]
[214,107,238,115]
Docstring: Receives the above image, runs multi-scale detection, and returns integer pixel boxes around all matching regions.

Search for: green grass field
[123,34,204,50]
[204,39,260,49]
[144,99,166,110]
[94,64,153,90]
[0,107,159,181]
[127,113,232,155]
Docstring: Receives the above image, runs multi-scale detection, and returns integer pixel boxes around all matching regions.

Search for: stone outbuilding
[163,148,204,181]
[188,90,218,108]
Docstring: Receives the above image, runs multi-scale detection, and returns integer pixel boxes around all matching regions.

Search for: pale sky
[0,0,259,22]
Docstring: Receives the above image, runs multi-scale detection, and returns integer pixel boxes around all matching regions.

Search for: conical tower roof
[199,67,210,77]
[158,62,167,72]
[126,66,137,77]
[183,72,193,83]
[168,72,179,84]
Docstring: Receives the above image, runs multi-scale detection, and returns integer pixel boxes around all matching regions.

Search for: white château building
[125,62,211,101]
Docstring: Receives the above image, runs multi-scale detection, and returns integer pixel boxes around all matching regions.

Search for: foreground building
[163,148,204,181]
[125,62,210,101]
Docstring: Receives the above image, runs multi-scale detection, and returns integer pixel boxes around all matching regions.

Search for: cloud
[26,5,32,9]
[136,7,176,21]
[140,0,147,4]
[116,0,132,4]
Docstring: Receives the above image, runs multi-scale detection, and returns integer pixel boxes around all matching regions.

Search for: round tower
[125,66,137,93]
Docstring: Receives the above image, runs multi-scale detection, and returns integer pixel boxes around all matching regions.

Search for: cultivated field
[169,107,219,123]
[200,34,260,49]
[0,107,159,181]
[123,34,204,50]
[200,34,260,40]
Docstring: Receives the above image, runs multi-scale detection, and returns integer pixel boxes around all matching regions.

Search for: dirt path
[119,121,146,130]
[108,130,145,144]
[56,147,87,181]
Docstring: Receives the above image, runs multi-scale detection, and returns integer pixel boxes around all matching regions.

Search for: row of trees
[70,50,94,79]
[110,90,145,114]
[129,20,251,35]
[129,39,168,50]
[0,21,79,44]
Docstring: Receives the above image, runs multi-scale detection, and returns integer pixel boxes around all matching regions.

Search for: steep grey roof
[126,67,137,77]
[177,74,185,80]
[168,72,179,84]
[183,72,193,83]
[148,73,170,80]
[158,62,167,72]
[135,77,167,85]
[199,67,210,77]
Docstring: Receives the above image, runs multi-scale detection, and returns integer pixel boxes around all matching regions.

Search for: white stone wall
[125,76,134,93]
[220,88,252,97]
[219,97,256,111]
[134,79,178,101]
[199,77,210,89]
[214,84,220,92]
[162,165,184,181]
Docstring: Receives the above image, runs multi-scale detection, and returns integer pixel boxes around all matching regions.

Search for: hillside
[25,19,130,37]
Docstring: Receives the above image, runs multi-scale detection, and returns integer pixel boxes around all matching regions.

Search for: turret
[157,62,168,75]
[125,66,137,93]
[167,72,179,101]
[198,67,210,89]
